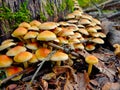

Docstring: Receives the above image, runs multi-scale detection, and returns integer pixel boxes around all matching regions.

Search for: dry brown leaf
[95,60,116,81]
[102,82,120,90]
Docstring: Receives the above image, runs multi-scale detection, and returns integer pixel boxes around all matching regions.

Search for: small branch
[84,0,119,13]
[48,42,80,57]
[30,50,57,83]
[0,67,34,85]
[107,11,120,19]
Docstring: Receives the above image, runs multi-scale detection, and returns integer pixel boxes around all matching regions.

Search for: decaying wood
[84,0,120,13]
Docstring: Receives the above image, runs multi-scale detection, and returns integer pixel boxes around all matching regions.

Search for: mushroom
[1,39,14,45]
[85,55,98,75]
[26,42,39,51]
[0,55,13,68]
[65,13,75,20]
[91,38,104,44]
[78,28,89,36]
[11,27,28,41]
[58,28,74,37]
[0,41,17,51]
[28,54,38,63]
[37,31,57,41]
[39,22,58,30]
[51,51,69,66]
[74,43,84,50]
[113,44,120,57]
[35,48,51,61]
[23,31,39,42]
[79,19,91,25]
[85,44,95,51]
[6,46,27,56]
[19,22,31,29]
[5,66,23,81]
[29,20,41,27]
[14,51,33,68]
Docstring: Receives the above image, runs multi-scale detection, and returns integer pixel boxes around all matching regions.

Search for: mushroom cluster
[0,0,106,80]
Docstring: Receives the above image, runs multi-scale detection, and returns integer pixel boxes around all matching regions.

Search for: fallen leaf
[102,82,120,90]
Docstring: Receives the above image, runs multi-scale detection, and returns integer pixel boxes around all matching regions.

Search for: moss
[0,0,31,29]
[39,12,47,22]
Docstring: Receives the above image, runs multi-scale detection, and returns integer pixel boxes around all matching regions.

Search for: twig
[107,11,120,19]
[90,0,103,17]
[48,42,80,57]
[84,0,119,12]
[0,67,34,85]
[30,50,57,83]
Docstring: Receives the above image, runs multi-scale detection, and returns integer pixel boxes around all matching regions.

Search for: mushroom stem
[88,64,93,75]
[23,62,28,68]
[56,61,61,66]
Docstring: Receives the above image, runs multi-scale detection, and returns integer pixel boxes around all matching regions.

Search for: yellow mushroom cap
[67,19,78,24]
[78,28,89,35]
[85,55,98,64]
[6,46,27,56]
[14,51,33,63]
[1,39,14,45]
[23,31,39,39]
[92,18,101,25]
[59,21,70,26]
[0,42,17,51]
[37,31,57,41]
[87,27,97,33]
[79,19,91,25]
[26,42,39,50]
[12,27,28,37]
[51,51,68,61]
[91,38,104,44]
[74,43,84,50]
[39,22,58,30]
[6,66,23,81]
[29,20,41,27]
[66,13,75,19]
[0,55,13,68]
[35,48,51,61]
[19,22,31,29]
[81,13,93,20]
[28,54,38,63]
[28,26,39,31]
[58,28,74,36]
[113,44,120,56]
[58,37,68,44]
[85,44,95,51]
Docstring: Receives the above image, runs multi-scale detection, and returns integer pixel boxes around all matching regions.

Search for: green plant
[65,0,74,12]
[39,12,47,22]
[44,1,54,16]
[0,0,31,29]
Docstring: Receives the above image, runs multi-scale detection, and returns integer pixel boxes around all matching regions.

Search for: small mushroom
[85,55,98,75]
[29,20,41,27]
[51,51,68,66]
[23,31,39,42]
[5,66,23,81]
[14,51,33,68]
[39,22,58,30]
[6,46,27,56]
[85,44,95,51]
[37,31,57,41]
[1,39,14,45]
[19,22,31,29]
[0,41,17,51]
[0,55,13,68]
[91,38,104,44]
[113,44,120,57]
[35,48,51,61]
[11,27,28,41]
